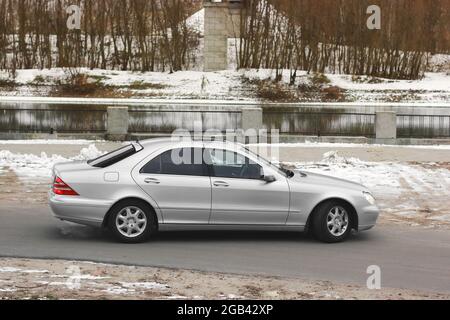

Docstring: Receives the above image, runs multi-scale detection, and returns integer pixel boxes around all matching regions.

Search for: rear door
[132,147,212,225]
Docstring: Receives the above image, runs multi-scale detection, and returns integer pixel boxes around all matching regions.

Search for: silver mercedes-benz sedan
[49,138,379,243]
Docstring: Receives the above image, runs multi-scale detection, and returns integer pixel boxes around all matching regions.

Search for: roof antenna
[135,137,143,149]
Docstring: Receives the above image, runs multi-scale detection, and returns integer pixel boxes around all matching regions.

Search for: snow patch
[0,267,49,274]
[102,286,131,295]
[0,144,105,178]
[0,267,22,273]
[119,281,168,290]
[187,8,204,35]
[167,295,189,300]
[21,270,50,274]
[101,281,168,295]
[70,274,110,281]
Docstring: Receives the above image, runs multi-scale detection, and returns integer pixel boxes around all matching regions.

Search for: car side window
[206,149,263,180]
[141,148,208,177]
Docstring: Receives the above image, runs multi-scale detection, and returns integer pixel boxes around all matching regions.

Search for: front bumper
[357,204,380,231]
[49,192,112,227]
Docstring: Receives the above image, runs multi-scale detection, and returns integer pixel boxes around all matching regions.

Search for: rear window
[88,144,141,168]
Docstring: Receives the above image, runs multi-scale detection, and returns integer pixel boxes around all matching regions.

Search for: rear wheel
[312,201,353,243]
[108,200,157,243]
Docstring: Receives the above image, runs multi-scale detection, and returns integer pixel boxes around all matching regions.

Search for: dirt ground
[0,169,48,204]
[0,258,448,300]
[377,161,450,229]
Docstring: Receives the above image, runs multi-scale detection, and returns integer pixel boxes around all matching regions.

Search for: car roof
[139,137,244,150]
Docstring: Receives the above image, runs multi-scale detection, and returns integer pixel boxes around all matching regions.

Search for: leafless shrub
[238,0,450,80]
[310,73,331,86]
[0,0,201,72]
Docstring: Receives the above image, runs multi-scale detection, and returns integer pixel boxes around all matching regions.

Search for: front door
[206,148,290,225]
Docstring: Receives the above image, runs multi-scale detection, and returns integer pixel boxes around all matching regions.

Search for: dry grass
[127,80,167,90]
[242,77,297,102]
[50,72,133,98]
[241,75,350,102]
[321,86,347,102]
[0,79,16,88]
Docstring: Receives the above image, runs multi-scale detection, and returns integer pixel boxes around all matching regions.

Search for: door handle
[144,178,161,184]
[213,181,229,187]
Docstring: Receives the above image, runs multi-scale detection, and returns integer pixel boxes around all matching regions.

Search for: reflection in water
[0,102,449,138]
[129,110,241,133]
[0,104,106,133]
[263,107,375,136]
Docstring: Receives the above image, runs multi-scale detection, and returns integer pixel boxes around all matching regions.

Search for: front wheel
[312,201,353,243]
[108,200,157,243]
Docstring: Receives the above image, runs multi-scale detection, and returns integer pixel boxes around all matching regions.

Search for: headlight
[363,192,376,205]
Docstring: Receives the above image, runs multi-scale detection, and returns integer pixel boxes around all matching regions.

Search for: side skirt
[158,224,305,232]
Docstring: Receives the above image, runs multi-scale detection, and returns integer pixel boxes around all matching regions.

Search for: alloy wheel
[115,206,148,238]
[326,206,349,237]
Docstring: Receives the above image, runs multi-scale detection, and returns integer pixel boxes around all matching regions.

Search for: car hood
[290,170,367,192]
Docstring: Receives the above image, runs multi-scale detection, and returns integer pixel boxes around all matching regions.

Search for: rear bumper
[357,205,380,231]
[49,192,112,227]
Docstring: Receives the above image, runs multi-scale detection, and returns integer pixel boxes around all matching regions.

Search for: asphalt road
[1,202,450,293]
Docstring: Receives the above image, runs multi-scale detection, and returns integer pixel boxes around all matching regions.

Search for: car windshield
[243,147,294,178]
[88,142,143,168]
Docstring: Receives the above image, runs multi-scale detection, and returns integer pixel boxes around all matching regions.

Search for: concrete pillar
[204,3,228,71]
[203,1,243,71]
[376,111,397,140]
[242,108,263,131]
[107,106,129,141]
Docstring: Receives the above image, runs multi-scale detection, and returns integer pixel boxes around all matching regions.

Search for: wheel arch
[102,197,160,229]
[305,197,359,233]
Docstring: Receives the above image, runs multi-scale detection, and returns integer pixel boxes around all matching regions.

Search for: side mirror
[263,175,277,183]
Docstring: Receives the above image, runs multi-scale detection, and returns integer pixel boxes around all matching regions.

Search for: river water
[0,102,449,138]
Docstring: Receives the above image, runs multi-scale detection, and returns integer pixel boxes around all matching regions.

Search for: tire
[312,200,353,243]
[108,200,157,243]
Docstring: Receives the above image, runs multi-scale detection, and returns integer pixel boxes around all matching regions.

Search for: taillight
[53,177,79,196]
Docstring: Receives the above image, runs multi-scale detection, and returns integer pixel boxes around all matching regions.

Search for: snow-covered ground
[0,68,246,100]
[1,66,450,102]
[2,257,445,300]
[242,69,450,103]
